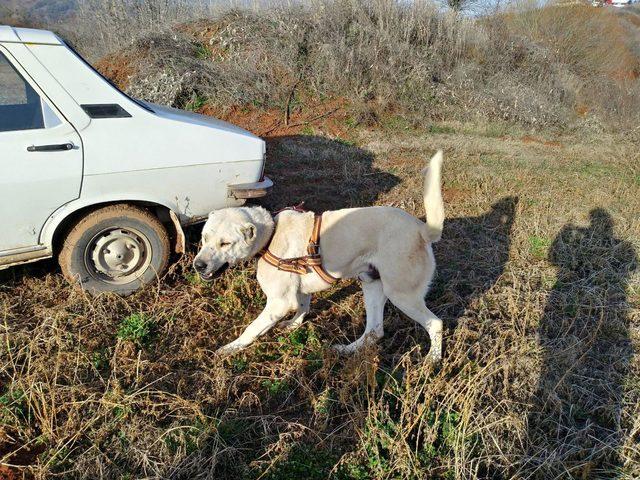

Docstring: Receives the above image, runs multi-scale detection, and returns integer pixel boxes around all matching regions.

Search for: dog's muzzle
[194,260,229,281]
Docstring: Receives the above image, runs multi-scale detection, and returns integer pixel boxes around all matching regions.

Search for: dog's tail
[422,150,444,243]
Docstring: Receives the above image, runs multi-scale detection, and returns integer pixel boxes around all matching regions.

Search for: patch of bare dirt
[0,439,42,480]
[520,135,563,148]
[198,97,353,138]
[95,48,147,91]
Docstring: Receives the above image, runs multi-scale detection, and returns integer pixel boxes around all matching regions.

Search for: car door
[0,47,82,252]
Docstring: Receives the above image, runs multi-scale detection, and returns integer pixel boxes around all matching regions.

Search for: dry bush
[78,0,640,131]
[492,4,640,129]
[68,0,213,59]
[503,6,635,79]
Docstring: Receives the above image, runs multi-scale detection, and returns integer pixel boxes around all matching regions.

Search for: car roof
[0,25,62,45]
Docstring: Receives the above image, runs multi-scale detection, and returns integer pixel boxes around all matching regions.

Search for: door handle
[27,143,74,152]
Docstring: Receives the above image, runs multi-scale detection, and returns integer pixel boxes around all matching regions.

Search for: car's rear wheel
[59,204,170,295]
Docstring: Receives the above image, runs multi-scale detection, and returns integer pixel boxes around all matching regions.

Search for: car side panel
[78,117,265,175]
[81,161,259,221]
[38,160,262,246]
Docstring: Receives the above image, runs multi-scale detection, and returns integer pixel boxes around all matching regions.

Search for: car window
[0,51,45,132]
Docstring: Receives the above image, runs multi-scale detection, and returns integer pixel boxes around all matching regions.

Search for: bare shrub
[492,4,640,129]
[70,0,215,59]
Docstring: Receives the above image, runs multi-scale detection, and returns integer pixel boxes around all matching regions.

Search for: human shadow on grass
[524,209,637,478]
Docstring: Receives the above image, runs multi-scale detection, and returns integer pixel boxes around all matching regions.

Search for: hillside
[89,4,640,133]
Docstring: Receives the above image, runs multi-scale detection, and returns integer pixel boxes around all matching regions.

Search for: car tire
[59,204,170,295]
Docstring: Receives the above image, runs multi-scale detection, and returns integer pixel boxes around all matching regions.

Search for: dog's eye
[220,241,231,248]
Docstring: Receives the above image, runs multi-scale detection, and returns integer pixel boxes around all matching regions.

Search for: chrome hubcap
[85,228,151,285]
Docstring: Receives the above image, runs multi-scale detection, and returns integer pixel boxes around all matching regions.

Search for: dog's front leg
[217,299,291,357]
[278,294,310,331]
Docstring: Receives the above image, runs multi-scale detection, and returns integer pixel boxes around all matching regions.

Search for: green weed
[382,114,413,131]
[262,378,290,396]
[300,125,315,135]
[0,388,27,425]
[112,405,132,420]
[541,273,556,289]
[258,444,339,480]
[117,313,154,347]
[577,161,613,177]
[232,357,248,373]
[428,123,456,134]
[335,136,356,147]
[185,94,207,112]
[479,153,503,168]
[91,349,109,371]
[194,43,212,60]
[184,271,203,286]
[39,446,70,470]
[529,235,551,260]
[314,388,334,417]
[277,327,309,356]
[482,123,509,138]
[344,116,358,128]
[217,417,251,444]
[164,418,210,455]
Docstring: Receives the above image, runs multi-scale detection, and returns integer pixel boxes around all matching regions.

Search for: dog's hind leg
[386,293,443,362]
[217,298,293,356]
[279,293,311,331]
[334,280,387,354]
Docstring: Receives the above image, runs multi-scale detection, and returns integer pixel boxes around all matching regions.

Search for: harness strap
[307,214,339,284]
[261,249,308,275]
[261,213,339,284]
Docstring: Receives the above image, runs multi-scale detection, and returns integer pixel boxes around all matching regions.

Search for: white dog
[194,151,444,360]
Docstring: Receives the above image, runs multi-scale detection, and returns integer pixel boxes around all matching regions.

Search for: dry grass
[1,111,639,478]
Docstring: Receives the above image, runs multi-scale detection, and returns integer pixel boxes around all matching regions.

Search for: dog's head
[193,207,270,280]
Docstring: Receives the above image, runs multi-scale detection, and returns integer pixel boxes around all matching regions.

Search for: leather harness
[261,212,339,285]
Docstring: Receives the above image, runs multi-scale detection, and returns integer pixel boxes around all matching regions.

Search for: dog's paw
[277,318,303,332]
[427,345,442,364]
[216,342,244,358]
[331,343,352,355]
[427,352,442,364]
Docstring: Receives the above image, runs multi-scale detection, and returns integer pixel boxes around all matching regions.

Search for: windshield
[62,39,154,114]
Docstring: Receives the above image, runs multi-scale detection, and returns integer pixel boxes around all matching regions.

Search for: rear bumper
[228,176,274,199]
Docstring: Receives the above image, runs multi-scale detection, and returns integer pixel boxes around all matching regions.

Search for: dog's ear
[240,224,256,243]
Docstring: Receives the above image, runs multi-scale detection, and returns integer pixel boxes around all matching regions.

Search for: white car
[0,25,272,294]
